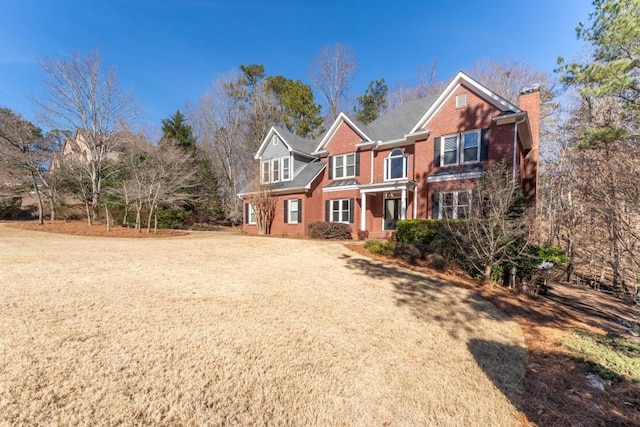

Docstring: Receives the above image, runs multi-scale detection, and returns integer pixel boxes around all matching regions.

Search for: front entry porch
[359,181,417,236]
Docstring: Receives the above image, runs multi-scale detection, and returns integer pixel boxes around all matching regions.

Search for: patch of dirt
[345,243,640,427]
[5,220,189,238]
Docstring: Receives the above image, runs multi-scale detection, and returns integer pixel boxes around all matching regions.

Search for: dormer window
[282,157,290,181]
[261,156,292,184]
[271,158,280,182]
[384,149,408,180]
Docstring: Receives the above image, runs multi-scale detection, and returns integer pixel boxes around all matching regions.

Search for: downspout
[513,116,526,181]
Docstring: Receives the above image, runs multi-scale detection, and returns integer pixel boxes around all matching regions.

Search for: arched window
[385,149,407,180]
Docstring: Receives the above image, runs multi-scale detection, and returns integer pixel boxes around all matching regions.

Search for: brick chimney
[518,84,541,204]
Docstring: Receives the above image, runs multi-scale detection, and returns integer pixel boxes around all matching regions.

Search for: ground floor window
[326,198,353,223]
[434,190,471,219]
[246,203,256,224]
[285,198,301,224]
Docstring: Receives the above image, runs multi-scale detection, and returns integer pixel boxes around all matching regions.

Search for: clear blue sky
[1,0,592,129]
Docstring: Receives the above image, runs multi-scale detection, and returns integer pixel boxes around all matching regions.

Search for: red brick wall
[413,83,517,218]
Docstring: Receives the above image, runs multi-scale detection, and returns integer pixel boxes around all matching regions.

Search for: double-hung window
[439,129,483,166]
[436,191,472,219]
[247,204,256,224]
[282,157,290,181]
[384,149,408,180]
[442,134,459,166]
[331,199,350,223]
[333,153,356,179]
[462,130,480,163]
[271,158,280,182]
[261,161,270,184]
[286,199,300,224]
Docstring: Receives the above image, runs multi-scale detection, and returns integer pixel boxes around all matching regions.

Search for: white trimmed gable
[312,112,372,154]
[254,127,293,160]
[409,71,521,134]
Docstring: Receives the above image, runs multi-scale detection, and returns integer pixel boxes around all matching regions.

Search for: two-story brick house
[240,71,540,238]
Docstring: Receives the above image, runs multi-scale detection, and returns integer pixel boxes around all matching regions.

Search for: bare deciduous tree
[35,49,136,223]
[244,181,276,235]
[448,163,530,283]
[0,108,53,224]
[309,44,357,125]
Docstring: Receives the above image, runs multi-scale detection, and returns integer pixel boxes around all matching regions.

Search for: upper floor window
[261,161,269,183]
[440,129,482,166]
[333,153,356,179]
[272,135,279,145]
[271,158,280,182]
[384,149,408,180]
[282,157,290,181]
[261,156,292,184]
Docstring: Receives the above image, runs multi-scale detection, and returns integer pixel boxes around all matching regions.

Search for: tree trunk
[483,264,493,284]
[30,171,44,225]
[84,199,92,226]
[105,203,110,232]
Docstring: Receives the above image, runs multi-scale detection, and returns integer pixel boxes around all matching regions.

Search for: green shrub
[156,207,187,229]
[396,219,439,245]
[394,244,421,265]
[364,240,396,256]
[538,245,570,265]
[308,222,352,240]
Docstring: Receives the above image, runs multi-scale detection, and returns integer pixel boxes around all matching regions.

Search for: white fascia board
[493,112,526,125]
[359,181,416,193]
[375,130,431,151]
[410,71,521,134]
[313,112,371,154]
[427,171,484,183]
[322,185,359,193]
[303,164,326,189]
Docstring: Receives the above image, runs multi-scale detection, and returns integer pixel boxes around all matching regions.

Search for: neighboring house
[240,71,540,239]
[49,129,128,171]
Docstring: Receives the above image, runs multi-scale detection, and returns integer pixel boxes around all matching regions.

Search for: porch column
[413,189,418,219]
[401,188,407,220]
[360,193,367,231]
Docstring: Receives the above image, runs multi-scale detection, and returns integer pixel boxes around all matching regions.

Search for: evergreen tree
[354,78,388,124]
[161,110,197,154]
[265,76,324,138]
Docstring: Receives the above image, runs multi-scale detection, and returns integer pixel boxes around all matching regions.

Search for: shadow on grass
[468,339,526,410]
[341,253,513,339]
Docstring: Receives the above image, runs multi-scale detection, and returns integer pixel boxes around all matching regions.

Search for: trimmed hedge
[308,222,352,240]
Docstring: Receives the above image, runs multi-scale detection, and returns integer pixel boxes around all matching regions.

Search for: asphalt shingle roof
[364,96,439,141]
[269,161,325,192]
[274,126,319,155]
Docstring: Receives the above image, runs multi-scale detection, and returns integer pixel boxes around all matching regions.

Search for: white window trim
[330,199,351,223]
[248,204,256,224]
[438,190,472,219]
[272,135,279,145]
[440,129,482,166]
[287,199,299,224]
[333,153,356,179]
[441,133,459,166]
[271,158,280,183]
[384,150,408,181]
[461,130,481,164]
[282,156,291,181]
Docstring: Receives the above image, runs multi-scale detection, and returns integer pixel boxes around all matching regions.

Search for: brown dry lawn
[0,224,525,426]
